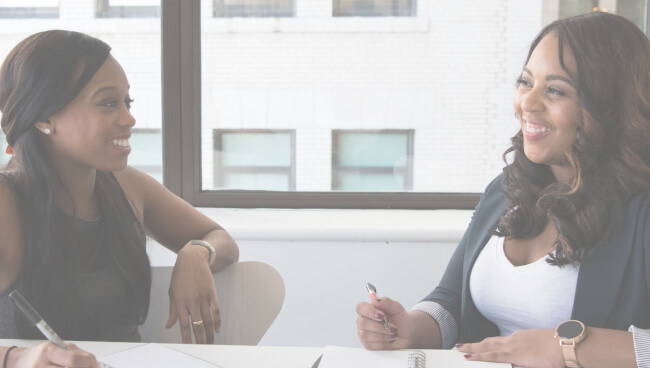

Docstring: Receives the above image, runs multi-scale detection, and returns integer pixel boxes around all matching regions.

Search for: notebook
[99,343,222,368]
[315,345,511,368]
[317,346,426,368]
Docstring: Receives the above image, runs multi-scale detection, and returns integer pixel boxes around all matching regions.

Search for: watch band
[187,240,216,267]
[555,320,586,368]
[560,341,581,368]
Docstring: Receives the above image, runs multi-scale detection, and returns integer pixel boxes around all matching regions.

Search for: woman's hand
[165,244,220,344]
[9,342,98,368]
[356,297,413,350]
[457,328,564,368]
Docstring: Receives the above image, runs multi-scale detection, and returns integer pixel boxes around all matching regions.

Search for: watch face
[557,320,584,339]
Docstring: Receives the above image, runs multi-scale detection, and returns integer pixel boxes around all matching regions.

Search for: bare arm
[458,327,636,368]
[115,167,239,270]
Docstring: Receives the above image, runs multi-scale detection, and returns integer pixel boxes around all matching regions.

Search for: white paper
[100,343,222,368]
[317,346,510,368]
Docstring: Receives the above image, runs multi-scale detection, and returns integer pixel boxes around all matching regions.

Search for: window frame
[332,0,417,17]
[0,4,58,18]
[212,129,297,191]
[161,0,649,209]
[211,0,295,18]
[161,0,479,209]
[331,129,414,191]
[96,0,159,18]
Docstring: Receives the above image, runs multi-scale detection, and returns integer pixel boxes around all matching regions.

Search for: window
[96,0,160,18]
[129,129,163,183]
[333,0,416,17]
[0,0,58,18]
[212,130,296,190]
[165,0,650,209]
[212,0,294,17]
[332,130,413,191]
[544,0,648,32]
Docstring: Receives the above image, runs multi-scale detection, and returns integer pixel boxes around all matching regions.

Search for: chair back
[140,261,285,345]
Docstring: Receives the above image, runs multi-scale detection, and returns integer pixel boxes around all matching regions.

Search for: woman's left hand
[457,329,564,368]
[165,244,220,344]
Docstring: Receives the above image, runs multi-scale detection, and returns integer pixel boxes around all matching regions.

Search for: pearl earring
[43,128,51,135]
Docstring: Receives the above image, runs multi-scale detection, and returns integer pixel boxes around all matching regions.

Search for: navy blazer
[422,174,650,343]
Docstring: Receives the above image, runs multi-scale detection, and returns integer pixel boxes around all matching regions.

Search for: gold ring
[192,320,204,326]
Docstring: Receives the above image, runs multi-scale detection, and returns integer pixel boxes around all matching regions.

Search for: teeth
[112,138,130,148]
[525,122,551,134]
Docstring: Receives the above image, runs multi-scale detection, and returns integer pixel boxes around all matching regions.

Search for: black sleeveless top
[0,177,147,342]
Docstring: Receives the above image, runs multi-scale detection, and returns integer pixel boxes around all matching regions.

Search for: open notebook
[99,343,222,368]
[315,346,510,368]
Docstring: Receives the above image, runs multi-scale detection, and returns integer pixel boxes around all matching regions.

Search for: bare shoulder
[113,166,169,221]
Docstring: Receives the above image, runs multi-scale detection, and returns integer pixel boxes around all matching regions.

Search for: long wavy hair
[496,12,650,265]
[0,30,151,339]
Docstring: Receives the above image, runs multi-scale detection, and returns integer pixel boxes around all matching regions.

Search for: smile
[112,138,130,148]
[524,122,552,134]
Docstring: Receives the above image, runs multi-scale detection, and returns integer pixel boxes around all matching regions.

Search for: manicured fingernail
[464,354,472,359]
[456,344,464,348]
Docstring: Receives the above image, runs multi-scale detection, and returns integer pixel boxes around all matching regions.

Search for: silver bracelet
[186,240,216,267]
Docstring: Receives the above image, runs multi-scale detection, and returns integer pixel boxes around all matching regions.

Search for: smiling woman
[0,30,238,368]
[355,11,650,368]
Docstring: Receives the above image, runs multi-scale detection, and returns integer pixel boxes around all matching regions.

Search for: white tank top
[469,235,579,336]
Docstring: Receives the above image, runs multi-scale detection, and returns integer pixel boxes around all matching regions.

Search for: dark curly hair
[496,12,650,265]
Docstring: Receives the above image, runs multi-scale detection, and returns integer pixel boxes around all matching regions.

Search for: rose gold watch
[554,320,587,368]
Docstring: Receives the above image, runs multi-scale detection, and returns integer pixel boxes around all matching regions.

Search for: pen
[365,282,389,330]
[9,290,115,368]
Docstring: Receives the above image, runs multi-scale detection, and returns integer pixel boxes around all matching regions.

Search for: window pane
[129,129,163,182]
[336,131,410,167]
[557,0,647,31]
[333,0,416,17]
[212,130,295,190]
[213,0,294,17]
[333,130,412,191]
[0,0,58,18]
[0,0,162,181]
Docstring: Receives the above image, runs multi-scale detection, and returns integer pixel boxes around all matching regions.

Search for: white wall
[147,209,472,347]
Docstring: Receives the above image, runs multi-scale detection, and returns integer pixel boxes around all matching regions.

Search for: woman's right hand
[356,296,413,350]
[9,342,99,368]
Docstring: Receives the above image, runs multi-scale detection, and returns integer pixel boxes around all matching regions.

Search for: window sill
[198,208,472,242]
[201,16,429,34]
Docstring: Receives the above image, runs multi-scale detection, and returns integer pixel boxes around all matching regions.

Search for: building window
[546,0,648,32]
[213,130,296,191]
[96,0,160,18]
[333,0,416,17]
[0,0,58,18]
[332,130,414,191]
[212,0,294,17]
[129,129,163,183]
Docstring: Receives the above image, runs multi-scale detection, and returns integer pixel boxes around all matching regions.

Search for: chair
[139,261,285,345]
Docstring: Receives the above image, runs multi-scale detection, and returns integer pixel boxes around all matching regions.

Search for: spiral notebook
[317,346,426,368]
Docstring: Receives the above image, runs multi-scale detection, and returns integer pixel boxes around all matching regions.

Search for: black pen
[9,290,114,368]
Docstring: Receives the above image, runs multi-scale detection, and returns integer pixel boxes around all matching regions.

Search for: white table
[0,339,509,368]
